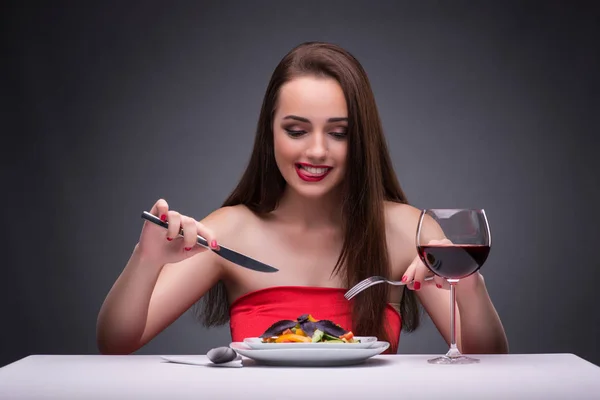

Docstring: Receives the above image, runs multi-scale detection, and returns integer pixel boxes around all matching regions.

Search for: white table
[1,353,599,399]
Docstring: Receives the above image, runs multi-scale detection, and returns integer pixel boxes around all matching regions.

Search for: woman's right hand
[136,199,219,267]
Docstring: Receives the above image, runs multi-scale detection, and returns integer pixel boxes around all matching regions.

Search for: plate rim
[231,340,390,353]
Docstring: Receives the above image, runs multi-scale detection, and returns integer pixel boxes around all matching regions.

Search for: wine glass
[416,208,491,364]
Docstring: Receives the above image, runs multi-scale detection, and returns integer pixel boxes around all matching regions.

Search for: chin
[294,185,336,199]
[287,177,344,199]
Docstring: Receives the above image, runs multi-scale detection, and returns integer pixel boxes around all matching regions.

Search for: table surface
[1,353,599,400]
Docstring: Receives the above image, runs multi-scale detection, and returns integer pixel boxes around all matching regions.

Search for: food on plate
[259,314,359,343]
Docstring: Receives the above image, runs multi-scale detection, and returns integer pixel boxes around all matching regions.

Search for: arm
[388,203,508,354]
[455,273,508,354]
[96,203,232,355]
[417,210,508,354]
[416,275,509,354]
[96,246,223,354]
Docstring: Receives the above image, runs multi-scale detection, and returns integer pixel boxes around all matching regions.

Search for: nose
[305,131,328,161]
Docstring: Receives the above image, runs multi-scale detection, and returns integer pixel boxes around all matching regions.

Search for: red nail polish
[211,240,218,249]
[184,247,192,251]
[436,284,442,289]
[401,276,407,283]
[166,237,173,241]
[414,281,421,290]
[160,214,167,222]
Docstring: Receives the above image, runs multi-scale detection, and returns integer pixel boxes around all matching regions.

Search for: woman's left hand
[402,239,482,292]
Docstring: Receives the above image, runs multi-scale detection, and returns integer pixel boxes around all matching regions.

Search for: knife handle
[141,211,211,249]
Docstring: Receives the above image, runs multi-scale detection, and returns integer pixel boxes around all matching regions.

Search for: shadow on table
[240,357,394,369]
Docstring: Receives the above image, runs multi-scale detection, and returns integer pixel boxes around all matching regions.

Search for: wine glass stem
[448,280,461,358]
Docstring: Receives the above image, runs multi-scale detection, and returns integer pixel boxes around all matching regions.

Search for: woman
[96,42,508,355]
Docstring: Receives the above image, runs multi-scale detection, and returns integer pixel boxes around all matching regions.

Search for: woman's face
[272,75,349,199]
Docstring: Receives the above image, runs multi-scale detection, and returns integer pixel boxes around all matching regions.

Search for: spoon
[207,346,239,364]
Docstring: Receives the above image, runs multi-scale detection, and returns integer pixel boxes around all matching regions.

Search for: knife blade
[141,211,278,273]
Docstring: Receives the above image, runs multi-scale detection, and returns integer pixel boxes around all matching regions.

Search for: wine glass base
[427,355,480,365]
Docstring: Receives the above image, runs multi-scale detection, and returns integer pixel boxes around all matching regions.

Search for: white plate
[230,341,390,367]
[243,336,378,349]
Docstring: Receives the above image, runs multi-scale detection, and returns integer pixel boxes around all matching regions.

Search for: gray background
[2,1,599,368]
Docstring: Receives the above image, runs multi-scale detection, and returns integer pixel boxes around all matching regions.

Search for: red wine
[417,245,490,279]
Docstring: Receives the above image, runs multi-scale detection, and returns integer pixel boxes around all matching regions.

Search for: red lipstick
[295,163,332,182]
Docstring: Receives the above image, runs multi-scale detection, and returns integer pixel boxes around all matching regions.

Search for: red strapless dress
[229,286,401,354]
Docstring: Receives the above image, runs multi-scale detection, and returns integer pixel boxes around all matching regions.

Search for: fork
[344,275,436,300]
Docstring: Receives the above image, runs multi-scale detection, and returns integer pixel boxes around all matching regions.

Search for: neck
[273,185,344,230]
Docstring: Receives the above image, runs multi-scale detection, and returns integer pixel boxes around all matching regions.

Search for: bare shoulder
[198,204,268,266]
[384,201,423,239]
[199,204,258,238]
[200,204,253,227]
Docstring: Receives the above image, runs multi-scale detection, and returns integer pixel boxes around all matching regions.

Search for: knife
[141,211,278,273]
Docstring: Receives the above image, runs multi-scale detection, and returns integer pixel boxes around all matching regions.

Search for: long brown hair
[195,42,421,340]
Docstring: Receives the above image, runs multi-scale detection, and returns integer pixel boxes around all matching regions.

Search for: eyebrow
[283,115,348,123]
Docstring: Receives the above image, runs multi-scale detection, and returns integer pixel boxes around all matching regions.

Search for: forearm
[456,274,509,354]
[96,245,163,354]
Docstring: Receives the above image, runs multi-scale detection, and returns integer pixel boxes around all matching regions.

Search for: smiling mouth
[295,163,332,182]
[296,164,331,175]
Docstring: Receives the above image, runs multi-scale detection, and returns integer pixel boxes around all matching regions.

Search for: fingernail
[211,240,218,249]
[184,247,192,251]
[160,214,167,222]
[401,276,407,283]
[436,284,442,289]
[414,281,421,290]
[166,237,173,241]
